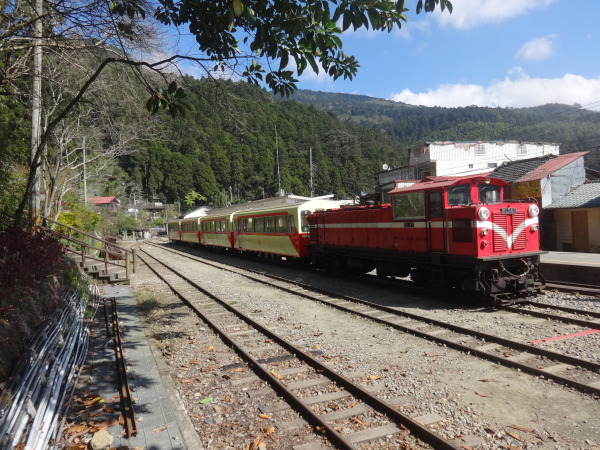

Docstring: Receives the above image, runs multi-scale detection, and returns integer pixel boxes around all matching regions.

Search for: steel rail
[502,303,600,329]
[148,245,600,396]
[106,297,138,438]
[515,299,600,319]
[138,249,460,450]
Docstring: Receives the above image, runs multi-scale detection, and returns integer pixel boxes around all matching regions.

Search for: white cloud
[435,0,555,30]
[389,68,600,108]
[516,36,556,61]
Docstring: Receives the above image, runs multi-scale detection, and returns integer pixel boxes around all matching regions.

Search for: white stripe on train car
[477,217,538,248]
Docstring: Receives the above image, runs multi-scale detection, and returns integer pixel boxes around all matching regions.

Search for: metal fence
[0,279,98,449]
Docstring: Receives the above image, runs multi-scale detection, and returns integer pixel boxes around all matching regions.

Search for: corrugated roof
[491,155,553,183]
[88,196,117,204]
[388,175,506,195]
[517,152,587,182]
[545,181,600,209]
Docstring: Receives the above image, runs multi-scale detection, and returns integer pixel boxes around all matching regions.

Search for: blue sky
[291,0,600,109]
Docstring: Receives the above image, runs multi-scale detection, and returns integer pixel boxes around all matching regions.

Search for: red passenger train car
[308,175,544,302]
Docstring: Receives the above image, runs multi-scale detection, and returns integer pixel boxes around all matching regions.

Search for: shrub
[0,227,70,381]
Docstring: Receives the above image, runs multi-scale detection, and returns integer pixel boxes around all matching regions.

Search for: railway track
[149,244,600,397]
[137,247,461,449]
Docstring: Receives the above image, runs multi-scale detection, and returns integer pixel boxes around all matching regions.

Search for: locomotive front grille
[493,214,508,251]
[492,211,527,251]
[512,212,527,250]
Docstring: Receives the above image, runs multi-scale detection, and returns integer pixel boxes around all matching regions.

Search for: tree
[184,190,207,207]
[4,0,451,227]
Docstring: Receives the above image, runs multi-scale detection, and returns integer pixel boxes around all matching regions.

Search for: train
[168,175,545,304]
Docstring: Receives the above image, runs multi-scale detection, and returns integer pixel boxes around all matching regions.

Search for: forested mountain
[120,78,405,206]
[288,90,600,171]
[4,74,600,226]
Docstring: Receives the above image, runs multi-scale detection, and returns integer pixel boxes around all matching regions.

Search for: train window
[393,192,425,220]
[300,210,310,232]
[478,183,500,203]
[429,191,443,218]
[448,184,472,205]
[240,218,252,232]
[288,215,296,233]
[452,219,473,243]
[254,217,264,232]
[276,215,286,233]
[265,216,275,232]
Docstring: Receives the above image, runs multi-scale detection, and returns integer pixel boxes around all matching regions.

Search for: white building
[378,141,560,192]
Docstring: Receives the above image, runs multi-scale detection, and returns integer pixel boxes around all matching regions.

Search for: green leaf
[168,81,177,95]
[233,0,244,17]
[330,34,342,49]
[304,53,319,75]
[367,9,379,29]
[199,397,212,404]
[342,11,352,31]
[279,51,289,71]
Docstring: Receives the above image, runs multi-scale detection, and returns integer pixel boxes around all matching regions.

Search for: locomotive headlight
[530,225,539,232]
[477,207,490,221]
[480,228,489,237]
[528,204,540,217]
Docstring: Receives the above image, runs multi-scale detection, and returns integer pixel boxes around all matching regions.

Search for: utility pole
[309,147,313,197]
[275,126,281,195]
[82,139,87,206]
[29,0,43,225]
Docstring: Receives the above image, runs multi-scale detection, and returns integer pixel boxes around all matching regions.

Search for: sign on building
[511,180,542,199]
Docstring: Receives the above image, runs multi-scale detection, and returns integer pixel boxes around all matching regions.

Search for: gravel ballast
[131,244,600,449]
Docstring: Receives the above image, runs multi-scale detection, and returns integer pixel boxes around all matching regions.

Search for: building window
[474,144,486,156]
[518,144,527,156]
[468,164,474,169]
[487,163,497,168]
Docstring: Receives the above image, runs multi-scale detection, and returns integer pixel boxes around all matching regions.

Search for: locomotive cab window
[478,183,500,203]
[428,191,443,218]
[393,192,425,220]
[448,183,472,206]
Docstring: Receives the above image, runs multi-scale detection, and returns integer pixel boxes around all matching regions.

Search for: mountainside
[121,79,405,206]
[287,90,600,170]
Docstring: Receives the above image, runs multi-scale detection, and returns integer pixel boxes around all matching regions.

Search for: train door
[427,191,445,252]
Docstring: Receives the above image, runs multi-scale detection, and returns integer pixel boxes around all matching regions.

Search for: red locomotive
[308,175,544,302]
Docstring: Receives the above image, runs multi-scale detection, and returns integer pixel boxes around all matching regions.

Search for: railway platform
[540,251,600,286]
[76,284,203,449]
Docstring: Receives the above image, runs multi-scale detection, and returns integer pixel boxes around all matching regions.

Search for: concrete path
[79,284,203,449]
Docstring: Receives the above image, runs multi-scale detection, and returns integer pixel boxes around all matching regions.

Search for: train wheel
[410,268,427,285]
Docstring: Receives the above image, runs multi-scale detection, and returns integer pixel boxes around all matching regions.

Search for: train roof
[231,198,338,216]
[388,175,508,195]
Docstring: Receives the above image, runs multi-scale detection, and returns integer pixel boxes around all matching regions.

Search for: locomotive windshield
[478,183,500,203]
[448,183,472,205]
